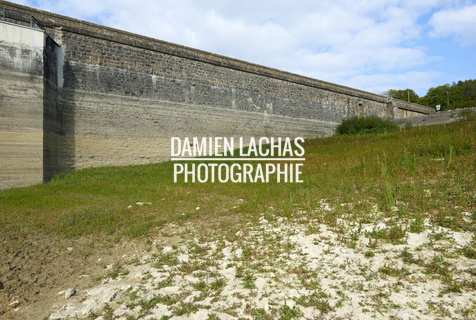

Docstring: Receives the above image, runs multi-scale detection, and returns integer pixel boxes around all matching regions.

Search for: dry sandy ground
[2,206,475,320]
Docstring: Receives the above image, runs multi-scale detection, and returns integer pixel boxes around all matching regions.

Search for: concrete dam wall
[0,2,434,189]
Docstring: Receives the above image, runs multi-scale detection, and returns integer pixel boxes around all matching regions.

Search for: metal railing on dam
[0,6,44,30]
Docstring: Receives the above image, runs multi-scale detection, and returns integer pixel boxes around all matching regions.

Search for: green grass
[1,120,475,240]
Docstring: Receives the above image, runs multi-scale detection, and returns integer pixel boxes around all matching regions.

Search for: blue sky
[11,0,476,96]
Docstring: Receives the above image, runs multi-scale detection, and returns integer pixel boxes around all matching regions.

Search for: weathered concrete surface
[393,107,476,127]
[0,22,45,189]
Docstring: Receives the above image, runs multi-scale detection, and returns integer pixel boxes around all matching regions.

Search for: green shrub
[336,116,398,135]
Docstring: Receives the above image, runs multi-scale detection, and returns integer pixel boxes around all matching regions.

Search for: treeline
[384,79,476,110]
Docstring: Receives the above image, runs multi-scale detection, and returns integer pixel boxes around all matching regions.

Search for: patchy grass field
[0,119,475,319]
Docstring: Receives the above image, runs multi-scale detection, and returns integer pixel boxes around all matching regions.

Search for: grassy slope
[1,120,475,240]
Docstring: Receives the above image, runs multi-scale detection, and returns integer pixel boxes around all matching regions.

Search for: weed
[305,223,320,235]
[364,251,375,258]
[243,273,256,289]
[210,278,226,291]
[425,256,453,280]
[128,289,140,301]
[276,305,303,319]
[384,181,396,208]
[140,296,166,310]
[156,276,174,288]
[235,266,245,279]
[440,282,462,295]
[378,264,410,278]
[95,264,129,282]
[194,280,208,291]
[102,303,114,320]
[154,253,179,268]
[409,216,425,233]
[387,225,407,244]
[400,247,419,264]
[295,291,333,313]
[461,236,476,259]
[173,301,200,316]
[155,294,179,306]
[428,229,450,241]
[367,225,406,244]
[402,148,416,173]
[446,145,454,169]
[250,308,273,320]
[207,314,220,320]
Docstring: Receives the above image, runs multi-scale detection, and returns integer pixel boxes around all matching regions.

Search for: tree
[385,80,476,110]
[383,89,420,103]
[418,84,451,110]
[457,79,476,108]
[419,80,476,110]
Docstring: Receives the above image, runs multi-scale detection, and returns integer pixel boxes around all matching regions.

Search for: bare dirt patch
[0,233,150,320]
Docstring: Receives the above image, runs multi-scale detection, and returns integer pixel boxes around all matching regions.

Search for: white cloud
[7,0,30,5]
[429,4,476,45]
[345,71,441,95]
